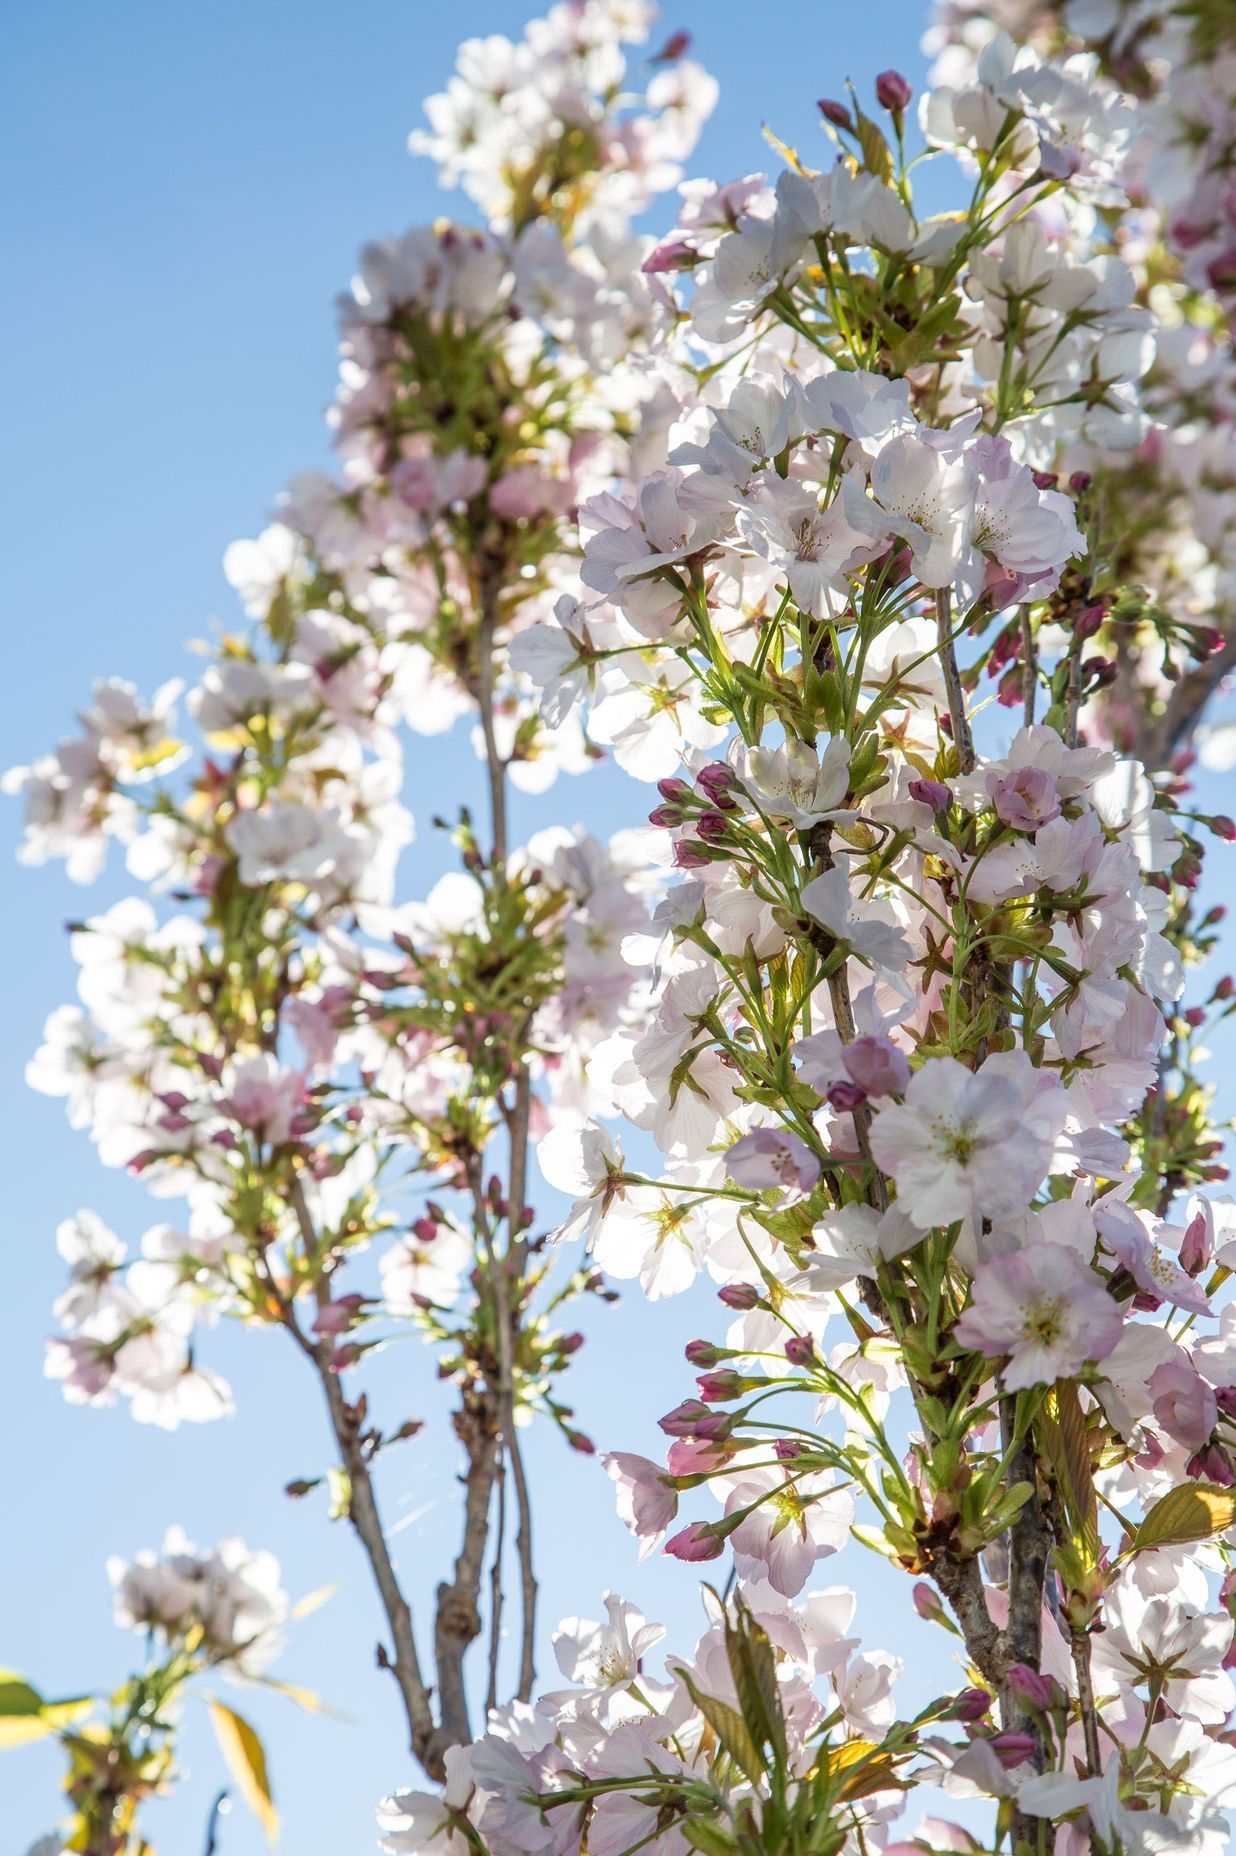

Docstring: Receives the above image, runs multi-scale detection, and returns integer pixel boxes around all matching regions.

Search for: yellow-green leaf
[256,1676,346,1719]
[290,1582,337,1623]
[0,1716,56,1748]
[0,1674,91,1749]
[1132,1483,1236,1553]
[208,1701,278,1845]
[761,124,817,178]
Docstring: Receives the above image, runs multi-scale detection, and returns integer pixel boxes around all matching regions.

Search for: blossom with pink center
[724,1465,855,1596]
[869,1056,1052,1228]
[1150,1359,1218,1452]
[953,1245,1123,1390]
[841,1035,910,1099]
[988,765,1062,833]
[601,1451,679,1558]
[724,1127,820,1197]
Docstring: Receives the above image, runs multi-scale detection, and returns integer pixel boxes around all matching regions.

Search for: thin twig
[1064,644,1083,749]
[936,588,975,773]
[475,561,509,864]
[1071,1629,1102,1777]
[203,1789,229,1856]
[486,1447,507,1717]
[826,965,889,1213]
[288,1176,437,1770]
[1020,607,1036,727]
[504,1063,539,1699]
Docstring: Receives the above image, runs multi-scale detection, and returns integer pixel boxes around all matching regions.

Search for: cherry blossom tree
[12,3,1236,1855]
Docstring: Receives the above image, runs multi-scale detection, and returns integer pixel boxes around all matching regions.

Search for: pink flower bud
[817,98,853,129]
[784,1334,817,1368]
[826,1080,867,1111]
[718,1283,760,1311]
[950,1687,993,1722]
[313,1294,366,1338]
[659,1399,732,1440]
[696,762,740,806]
[908,777,950,810]
[1212,816,1236,841]
[664,1522,724,1563]
[988,765,1061,833]
[1180,1210,1212,1277]
[875,69,912,112]
[989,1731,1039,1769]
[1006,1663,1062,1711]
[912,1583,946,1624]
[697,1370,743,1402]
[842,1034,910,1099]
[657,777,692,804]
[1187,1444,1234,1486]
[685,1339,722,1367]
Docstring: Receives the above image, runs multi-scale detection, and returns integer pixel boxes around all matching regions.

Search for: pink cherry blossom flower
[725,1466,855,1596]
[601,1452,679,1557]
[724,1127,820,1197]
[1150,1359,1218,1452]
[953,1246,1123,1390]
[988,766,1062,833]
[870,1056,1052,1227]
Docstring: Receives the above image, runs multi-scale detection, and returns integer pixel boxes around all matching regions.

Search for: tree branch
[287,1176,438,1770]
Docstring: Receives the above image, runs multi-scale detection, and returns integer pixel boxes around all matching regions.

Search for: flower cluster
[409,28,1236,1856]
[9,1533,294,1856]
[10,0,713,1790]
[14,4,1236,1855]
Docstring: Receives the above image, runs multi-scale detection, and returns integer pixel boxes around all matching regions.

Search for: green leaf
[1043,1383,1098,1561]
[208,1701,279,1845]
[1132,1484,1236,1553]
[850,101,893,183]
[0,1674,92,1748]
[725,1606,787,1772]
[675,1668,764,1787]
[0,1673,45,1717]
[681,1816,738,1856]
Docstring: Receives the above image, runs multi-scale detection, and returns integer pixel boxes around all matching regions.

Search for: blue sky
[5,5,1236,1853]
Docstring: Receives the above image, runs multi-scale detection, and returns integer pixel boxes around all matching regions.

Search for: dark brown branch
[999,1397,1052,1851]
[1152,632,1236,768]
[427,1382,502,1770]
